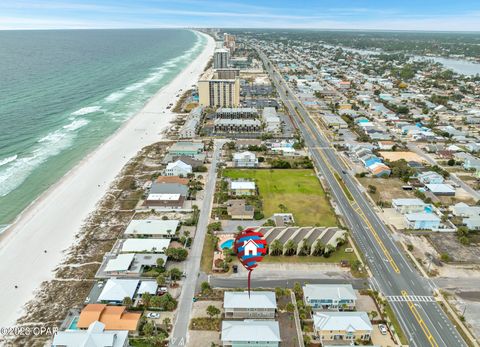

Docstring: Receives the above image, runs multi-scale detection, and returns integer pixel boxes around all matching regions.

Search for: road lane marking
[402,290,439,347]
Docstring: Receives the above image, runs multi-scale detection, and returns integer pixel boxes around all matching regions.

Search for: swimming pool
[220,239,234,249]
[68,317,79,330]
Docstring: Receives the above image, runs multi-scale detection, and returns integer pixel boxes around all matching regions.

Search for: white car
[378,324,388,335]
[147,312,160,319]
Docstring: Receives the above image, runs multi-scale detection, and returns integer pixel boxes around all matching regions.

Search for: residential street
[169,140,222,347]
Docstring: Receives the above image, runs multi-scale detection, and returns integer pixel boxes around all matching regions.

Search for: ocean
[0,29,205,231]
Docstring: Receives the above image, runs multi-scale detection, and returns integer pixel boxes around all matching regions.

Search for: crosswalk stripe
[386,295,435,303]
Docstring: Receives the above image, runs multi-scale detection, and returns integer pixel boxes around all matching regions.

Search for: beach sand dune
[0,32,215,328]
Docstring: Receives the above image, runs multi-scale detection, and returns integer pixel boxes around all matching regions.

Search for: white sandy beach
[0,31,215,328]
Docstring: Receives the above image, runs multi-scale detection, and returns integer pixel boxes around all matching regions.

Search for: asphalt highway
[257,48,467,347]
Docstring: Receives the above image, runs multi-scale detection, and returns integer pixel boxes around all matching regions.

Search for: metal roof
[224,291,276,309]
[221,320,281,342]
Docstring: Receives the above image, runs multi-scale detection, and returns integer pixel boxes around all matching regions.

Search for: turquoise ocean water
[0,29,205,230]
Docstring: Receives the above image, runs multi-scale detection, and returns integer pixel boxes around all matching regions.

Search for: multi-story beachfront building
[214,48,230,69]
[198,70,240,107]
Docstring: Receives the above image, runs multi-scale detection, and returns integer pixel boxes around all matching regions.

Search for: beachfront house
[303,284,357,311]
[77,304,141,333]
[164,160,192,177]
[52,321,129,347]
[313,311,372,343]
[123,219,179,238]
[144,182,188,209]
[221,320,281,347]
[168,141,204,157]
[224,291,277,318]
[97,279,139,304]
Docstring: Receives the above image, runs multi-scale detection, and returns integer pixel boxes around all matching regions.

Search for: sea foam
[0,119,90,197]
[71,106,102,116]
[0,155,17,167]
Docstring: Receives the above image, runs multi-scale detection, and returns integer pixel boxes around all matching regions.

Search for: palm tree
[284,240,297,256]
[298,241,310,256]
[122,296,132,307]
[312,241,325,256]
[142,292,152,309]
[270,240,283,256]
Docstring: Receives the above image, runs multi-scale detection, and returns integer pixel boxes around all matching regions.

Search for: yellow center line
[402,290,439,347]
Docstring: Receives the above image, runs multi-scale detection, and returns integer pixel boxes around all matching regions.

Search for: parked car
[233,265,238,273]
[379,324,388,335]
[147,312,160,319]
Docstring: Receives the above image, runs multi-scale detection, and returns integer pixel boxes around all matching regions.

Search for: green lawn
[262,243,358,264]
[223,169,337,226]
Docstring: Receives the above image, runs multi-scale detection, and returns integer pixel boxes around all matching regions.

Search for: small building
[451,202,480,218]
[224,291,277,318]
[465,216,480,230]
[226,199,254,220]
[97,279,139,303]
[392,198,427,214]
[313,311,372,343]
[168,141,204,157]
[303,284,357,311]
[378,141,395,150]
[425,183,456,196]
[77,304,141,332]
[262,107,281,133]
[221,320,281,347]
[418,171,444,185]
[230,181,256,196]
[124,219,179,238]
[164,160,192,177]
[233,151,258,168]
[52,321,129,347]
[322,114,348,129]
[405,212,441,230]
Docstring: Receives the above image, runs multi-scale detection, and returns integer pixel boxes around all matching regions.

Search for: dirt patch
[428,233,480,264]
[378,151,426,163]
[358,177,415,204]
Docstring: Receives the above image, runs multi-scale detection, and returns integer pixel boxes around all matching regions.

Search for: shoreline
[0,30,215,328]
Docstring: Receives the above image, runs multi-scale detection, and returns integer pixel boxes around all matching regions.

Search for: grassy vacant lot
[262,243,358,264]
[223,169,336,226]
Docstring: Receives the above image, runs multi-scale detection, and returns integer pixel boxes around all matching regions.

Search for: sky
[1,0,480,31]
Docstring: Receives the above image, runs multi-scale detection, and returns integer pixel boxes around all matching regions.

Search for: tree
[284,240,297,256]
[447,158,455,166]
[312,241,325,256]
[156,258,165,272]
[163,317,171,330]
[165,247,189,261]
[149,333,167,347]
[270,239,283,256]
[150,295,162,308]
[298,241,310,256]
[285,303,295,312]
[293,282,303,299]
[370,311,378,320]
[156,274,166,286]
[122,296,132,307]
[201,281,211,293]
[323,244,336,258]
[142,292,152,309]
[142,321,154,336]
[368,184,377,194]
[169,267,183,281]
[206,305,221,318]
